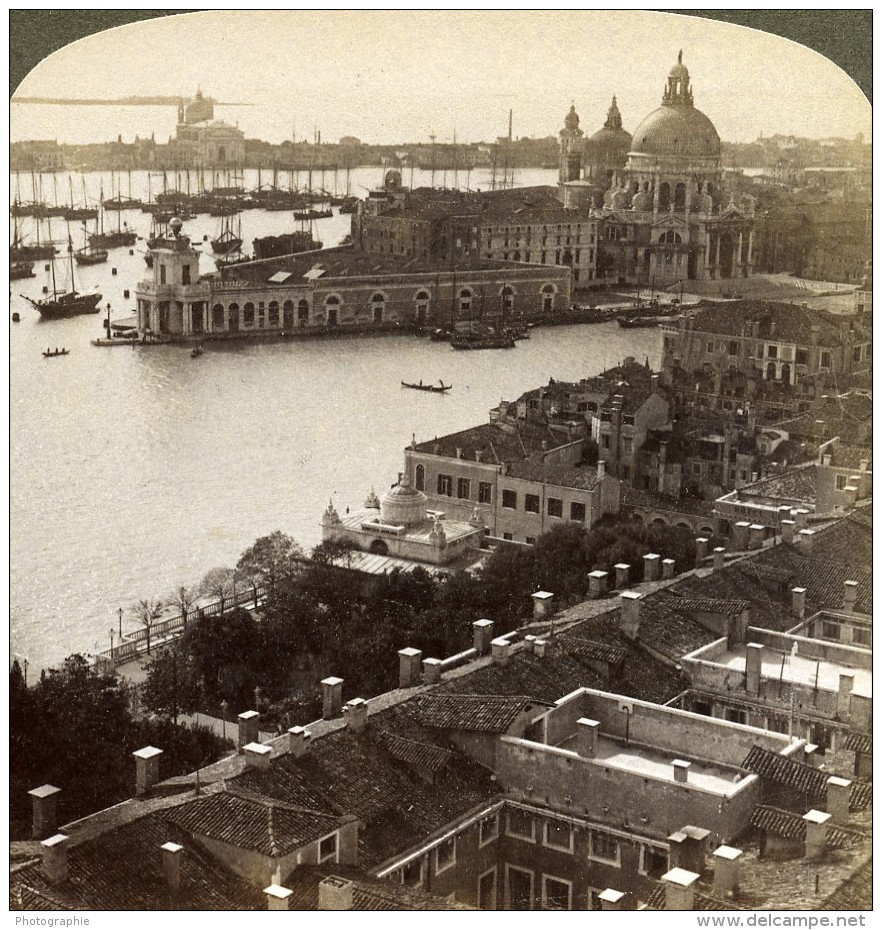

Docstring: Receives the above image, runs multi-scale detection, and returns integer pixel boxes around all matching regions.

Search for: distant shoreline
[13,96,248,106]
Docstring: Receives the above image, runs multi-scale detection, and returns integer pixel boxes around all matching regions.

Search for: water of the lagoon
[9,167,663,671]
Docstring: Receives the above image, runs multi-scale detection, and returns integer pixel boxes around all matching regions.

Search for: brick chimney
[668,826,710,874]
[585,570,608,601]
[41,834,69,885]
[599,888,626,910]
[748,524,765,550]
[398,647,423,688]
[662,867,699,910]
[161,841,184,895]
[803,810,831,860]
[288,726,313,758]
[264,884,293,911]
[619,591,642,640]
[843,580,859,612]
[532,590,554,619]
[472,618,494,655]
[244,742,272,770]
[826,776,851,824]
[643,553,661,582]
[491,637,511,666]
[662,558,675,580]
[133,746,163,795]
[791,587,806,619]
[343,698,369,732]
[712,547,725,572]
[237,711,260,753]
[422,657,443,683]
[781,519,796,544]
[797,529,816,554]
[318,875,355,910]
[837,674,854,722]
[322,677,344,719]
[673,759,691,783]
[614,563,631,589]
[745,642,764,695]
[695,538,709,562]
[28,784,60,840]
[712,845,742,896]
[576,717,600,758]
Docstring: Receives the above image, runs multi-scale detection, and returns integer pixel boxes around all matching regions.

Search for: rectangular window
[502,489,517,509]
[479,812,499,847]
[601,435,610,449]
[570,502,586,522]
[820,351,832,368]
[457,477,471,500]
[589,832,620,865]
[729,341,739,356]
[478,868,497,910]
[547,498,563,518]
[401,858,424,887]
[640,846,669,878]
[767,344,778,359]
[181,264,191,285]
[478,481,492,504]
[503,532,513,541]
[244,305,255,325]
[623,436,633,453]
[506,808,535,842]
[318,833,338,863]
[623,414,635,426]
[544,821,574,853]
[525,493,540,513]
[506,866,534,910]
[796,348,809,365]
[435,837,456,874]
[852,627,871,647]
[706,341,714,354]
[822,621,840,640]
[836,474,848,490]
[525,536,536,545]
[725,707,747,725]
[159,264,167,285]
[542,875,572,911]
[852,346,862,362]
[438,474,452,497]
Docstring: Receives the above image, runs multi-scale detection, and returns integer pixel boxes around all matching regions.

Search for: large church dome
[629,52,720,160]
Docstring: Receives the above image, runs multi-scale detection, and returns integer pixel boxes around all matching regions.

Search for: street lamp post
[118,607,123,638]
[220,700,228,741]
[109,628,115,660]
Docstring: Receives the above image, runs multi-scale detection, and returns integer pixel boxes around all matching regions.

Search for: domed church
[561,53,755,287]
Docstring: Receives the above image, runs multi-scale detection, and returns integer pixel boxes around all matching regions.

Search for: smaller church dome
[564,103,580,131]
[380,475,428,526]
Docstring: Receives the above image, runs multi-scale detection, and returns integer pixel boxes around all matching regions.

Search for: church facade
[560,53,755,288]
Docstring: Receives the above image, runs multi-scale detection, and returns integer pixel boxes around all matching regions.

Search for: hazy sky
[12,10,871,146]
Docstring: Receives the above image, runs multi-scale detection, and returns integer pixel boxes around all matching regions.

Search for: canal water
[10,169,662,670]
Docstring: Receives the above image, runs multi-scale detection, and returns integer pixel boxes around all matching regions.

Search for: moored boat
[10,260,35,280]
[450,331,516,350]
[22,238,102,319]
[42,347,70,357]
[401,380,452,393]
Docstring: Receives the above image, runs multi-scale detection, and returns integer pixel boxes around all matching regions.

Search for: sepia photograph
[8,9,872,915]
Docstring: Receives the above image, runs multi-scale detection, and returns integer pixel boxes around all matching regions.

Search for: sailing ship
[61,176,98,221]
[211,212,243,255]
[10,212,57,262]
[89,183,137,249]
[21,237,102,318]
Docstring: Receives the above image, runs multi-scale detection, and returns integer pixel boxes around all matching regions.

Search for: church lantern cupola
[662,50,694,107]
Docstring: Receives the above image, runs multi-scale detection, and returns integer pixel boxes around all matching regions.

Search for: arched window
[674,182,687,211]
[211,303,224,329]
[243,302,255,326]
[780,363,791,385]
[370,292,385,324]
[459,288,472,315]
[283,300,294,329]
[766,361,777,381]
[298,298,310,324]
[415,464,425,491]
[501,285,514,313]
[268,300,279,327]
[414,290,430,324]
[541,283,556,312]
[325,295,340,326]
[658,182,671,211]
[659,230,682,244]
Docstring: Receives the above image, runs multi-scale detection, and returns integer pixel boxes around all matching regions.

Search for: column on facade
[685,184,693,215]
[183,303,192,336]
[747,230,754,271]
[704,232,711,278]
[223,304,230,333]
[737,231,744,277]
[652,173,660,214]
[713,233,721,280]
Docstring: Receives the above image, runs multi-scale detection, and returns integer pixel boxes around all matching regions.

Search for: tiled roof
[829,443,872,471]
[736,562,794,585]
[742,747,871,812]
[377,732,453,774]
[665,595,751,615]
[164,790,343,857]
[504,460,600,490]
[636,597,721,661]
[804,515,873,570]
[736,464,817,505]
[561,636,627,665]
[412,693,544,732]
[820,859,873,911]
[843,732,871,754]
[644,883,741,911]
[750,805,850,848]
[9,813,266,910]
[622,487,716,517]
[412,421,573,464]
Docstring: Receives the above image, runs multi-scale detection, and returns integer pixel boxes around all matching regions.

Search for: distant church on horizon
[559,51,756,287]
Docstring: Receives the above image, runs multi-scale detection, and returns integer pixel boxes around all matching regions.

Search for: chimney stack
[662,558,676,580]
[749,524,765,550]
[343,698,369,732]
[803,810,831,860]
[41,834,69,885]
[797,529,816,554]
[422,657,443,683]
[491,637,511,666]
[745,642,764,694]
[237,711,260,753]
[576,717,600,759]
[288,725,313,758]
[161,841,184,895]
[791,587,806,619]
[599,888,626,911]
[531,590,554,620]
[398,647,423,688]
[614,563,631,589]
[322,677,344,719]
[791,508,809,529]
[712,547,725,572]
[318,875,355,911]
[264,884,293,911]
[843,580,859,612]
[781,519,796,544]
[244,742,272,770]
[826,776,852,824]
[662,868,699,910]
[712,846,743,896]
[133,746,163,795]
[731,522,750,551]
[472,618,494,655]
[588,570,608,598]
[533,639,548,658]
[619,591,642,640]
[28,784,60,840]
[643,553,661,582]
[837,674,854,721]
[597,460,606,480]
[695,538,709,562]
[673,759,691,783]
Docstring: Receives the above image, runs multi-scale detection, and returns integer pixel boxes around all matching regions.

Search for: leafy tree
[141,644,200,725]
[236,531,304,596]
[199,566,237,612]
[131,597,164,655]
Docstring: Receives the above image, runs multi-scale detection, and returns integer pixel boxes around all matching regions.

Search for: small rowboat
[191,346,204,358]
[401,380,451,393]
[43,348,70,357]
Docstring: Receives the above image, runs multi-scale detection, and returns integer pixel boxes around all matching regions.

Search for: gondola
[42,348,70,357]
[191,346,204,358]
[401,380,452,393]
